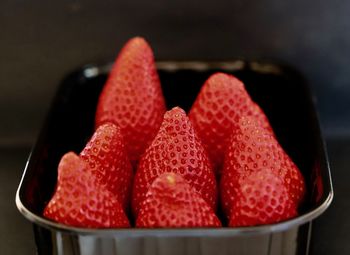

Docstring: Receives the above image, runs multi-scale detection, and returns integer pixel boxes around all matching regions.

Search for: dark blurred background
[1,1,349,254]
[1,0,350,146]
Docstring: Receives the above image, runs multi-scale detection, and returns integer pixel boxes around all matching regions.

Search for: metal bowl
[16,61,333,255]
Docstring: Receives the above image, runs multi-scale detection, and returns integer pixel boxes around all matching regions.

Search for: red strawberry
[95,37,166,166]
[189,72,271,174]
[221,116,305,217]
[80,123,133,210]
[228,168,297,227]
[136,173,221,227]
[132,107,217,216]
[43,152,130,228]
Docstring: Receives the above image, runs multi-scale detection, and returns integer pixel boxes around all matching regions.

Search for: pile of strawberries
[43,37,306,228]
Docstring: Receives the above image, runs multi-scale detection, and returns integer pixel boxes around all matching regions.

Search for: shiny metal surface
[32,226,302,255]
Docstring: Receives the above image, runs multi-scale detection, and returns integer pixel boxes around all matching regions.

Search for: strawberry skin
[132,107,217,216]
[229,168,297,227]
[136,173,221,227]
[221,116,305,217]
[189,72,271,174]
[80,123,133,210]
[95,37,166,166]
[43,152,130,228]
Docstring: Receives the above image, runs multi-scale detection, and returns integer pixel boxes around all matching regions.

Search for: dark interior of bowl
[18,61,330,226]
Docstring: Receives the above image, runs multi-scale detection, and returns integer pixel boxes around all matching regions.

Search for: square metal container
[16,61,333,255]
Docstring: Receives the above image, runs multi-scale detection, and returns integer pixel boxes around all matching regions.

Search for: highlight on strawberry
[80,123,133,210]
[189,72,271,175]
[228,168,297,227]
[43,152,130,228]
[95,37,166,167]
[220,116,305,225]
[136,173,221,228]
[132,107,217,217]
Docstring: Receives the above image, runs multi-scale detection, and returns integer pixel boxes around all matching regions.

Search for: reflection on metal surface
[250,62,282,74]
[156,61,245,72]
[37,227,299,255]
[83,67,99,78]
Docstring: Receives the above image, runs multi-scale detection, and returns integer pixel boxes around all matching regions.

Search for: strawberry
[80,123,133,210]
[95,37,166,166]
[189,72,271,174]
[136,173,221,227]
[228,168,297,227]
[220,116,305,217]
[132,107,217,217]
[43,152,130,228]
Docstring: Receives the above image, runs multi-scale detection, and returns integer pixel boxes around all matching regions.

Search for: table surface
[1,138,349,254]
